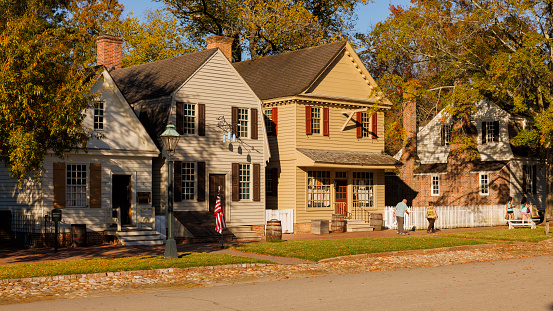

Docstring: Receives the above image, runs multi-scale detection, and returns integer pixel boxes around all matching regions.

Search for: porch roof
[296,148,400,169]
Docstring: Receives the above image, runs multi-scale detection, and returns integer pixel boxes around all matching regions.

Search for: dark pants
[427,218,436,233]
[396,216,405,233]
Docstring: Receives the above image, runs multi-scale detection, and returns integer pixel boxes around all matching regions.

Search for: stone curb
[0,263,275,285]
[318,243,506,263]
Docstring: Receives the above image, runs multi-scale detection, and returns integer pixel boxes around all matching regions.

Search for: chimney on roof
[206,35,234,62]
[96,34,123,70]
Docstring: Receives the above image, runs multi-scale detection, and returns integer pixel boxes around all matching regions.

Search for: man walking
[394,199,410,235]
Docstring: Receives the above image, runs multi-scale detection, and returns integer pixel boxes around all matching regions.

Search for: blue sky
[117,0,411,33]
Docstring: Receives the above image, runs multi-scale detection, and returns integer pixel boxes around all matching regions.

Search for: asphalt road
[2,255,553,311]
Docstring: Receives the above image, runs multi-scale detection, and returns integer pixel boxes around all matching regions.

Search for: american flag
[214,190,225,234]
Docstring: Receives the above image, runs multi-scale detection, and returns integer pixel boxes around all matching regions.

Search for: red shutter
[323,107,329,136]
[232,107,238,136]
[305,106,312,135]
[174,161,182,202]
[356,112,363,138]
[176,102,184,135]
[372,112,378,139]
[197,162,205,202]
[272,107,278,136]
[232,163,239,201]
[271,167,278,196]
[251,108,258,139]
[53,162,66,209]
[253,163,260,201]
[90,163,101,208]
[198,104,205,136]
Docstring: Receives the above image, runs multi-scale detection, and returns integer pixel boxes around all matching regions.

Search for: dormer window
[94,101,104,130]
[440,123,452,146]
[482,121,499,144]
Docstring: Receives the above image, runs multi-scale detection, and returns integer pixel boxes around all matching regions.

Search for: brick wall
[252,225,265,236]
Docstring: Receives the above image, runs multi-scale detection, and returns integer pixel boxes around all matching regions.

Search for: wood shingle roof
[233,41,347,100]
[110,48,218,104]
[297,148,400,166]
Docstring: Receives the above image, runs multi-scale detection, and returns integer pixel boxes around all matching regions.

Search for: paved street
[1,255,552,310]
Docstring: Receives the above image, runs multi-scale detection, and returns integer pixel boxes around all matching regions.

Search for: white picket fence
[384,205,510,230]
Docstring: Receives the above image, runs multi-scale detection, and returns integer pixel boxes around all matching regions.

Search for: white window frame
[311,107,321,134]
[181,162,195,200]
[353,172,374,208]
[238,108,249,138]
[182,104,196,135]
[484,121,497,143]
[264,109,273,136]
[307,170,331,208]
[362,112,371,138]
[444,124,452,145]
[431,174,440,196]
[94,101,105,131]
[480,173,489,195]
[66,164,88,208]
[239,164,251,200]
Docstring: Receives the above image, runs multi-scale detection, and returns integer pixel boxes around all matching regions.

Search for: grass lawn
[0,253,271,280]
[441,227,552,242]
[232,236,500,261]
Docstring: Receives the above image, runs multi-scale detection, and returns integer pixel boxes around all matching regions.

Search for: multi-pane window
[238,108,248,138]
[480,173,489,195]
[66,164,87,208]
[264,109,273,136]
[485,122,495,143]
[431,175,440,196]
[94,102,104,130]
[335,171,347,179]
[307,171,331,208]
[525,166,534,194]
[353,172,374,208]
[183,104,196,134]
[181,162,195,200]
[362,113,371,138]
[311,107,321,134]
[239,164,250,200]
[444,124,452,144]
[266,168,273,195]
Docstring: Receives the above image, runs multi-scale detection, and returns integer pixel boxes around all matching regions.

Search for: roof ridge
[112,48,218,73]
[235,41,346,66]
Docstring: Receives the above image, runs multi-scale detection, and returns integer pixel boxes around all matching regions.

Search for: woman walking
[506,197,515,221]
[426,202,438,233]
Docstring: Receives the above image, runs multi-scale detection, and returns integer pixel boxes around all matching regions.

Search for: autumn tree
[105,9,199,67]
[0,0,116,179]
[366,0,553,226]
[157,0,368,60]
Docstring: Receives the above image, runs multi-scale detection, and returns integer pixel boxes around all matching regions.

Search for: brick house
[388,100,546,211]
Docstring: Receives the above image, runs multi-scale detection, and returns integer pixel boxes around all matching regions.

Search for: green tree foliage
[157,0,368,60]
[0,0,109,180]
[105,9,198,67]
[366,0,553,220]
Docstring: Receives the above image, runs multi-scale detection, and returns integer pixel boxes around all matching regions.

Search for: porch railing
[334,202,371,223]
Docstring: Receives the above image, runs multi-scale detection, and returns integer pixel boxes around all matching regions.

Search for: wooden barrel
[71,224,87,247]
[331,214,345,233]
[266,220,282,241]
[370,213,383,231]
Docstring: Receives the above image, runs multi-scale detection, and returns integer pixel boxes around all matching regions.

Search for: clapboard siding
[169,51,267,226]
[295,103,384,152]
[0,165,42,210]
[309,54,375,99]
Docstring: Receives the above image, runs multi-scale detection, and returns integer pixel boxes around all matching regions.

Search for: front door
[335,180,348,216]
[209,174,226,217]
[113,175,132,225]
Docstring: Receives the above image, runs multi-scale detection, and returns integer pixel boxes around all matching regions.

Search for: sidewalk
[0,226,508,266]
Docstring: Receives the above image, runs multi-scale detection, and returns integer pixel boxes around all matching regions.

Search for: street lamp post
[161,122,181,259]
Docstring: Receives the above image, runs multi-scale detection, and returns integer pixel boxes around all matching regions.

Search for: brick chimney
[398,101,418,203]
[206,35,234,62]
[96,34,123,70]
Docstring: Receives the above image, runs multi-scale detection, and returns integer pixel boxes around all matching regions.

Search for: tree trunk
[545,148,553,235]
